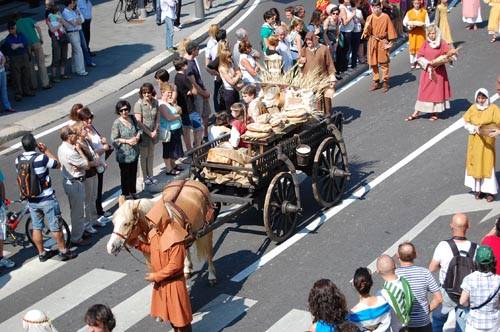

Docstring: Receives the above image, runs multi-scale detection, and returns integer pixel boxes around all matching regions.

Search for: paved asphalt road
[1,0,500,331]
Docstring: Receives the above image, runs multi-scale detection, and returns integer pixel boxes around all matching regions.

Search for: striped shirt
[381,277,408,330]
[15,151,59,203]
[396,265,440,327]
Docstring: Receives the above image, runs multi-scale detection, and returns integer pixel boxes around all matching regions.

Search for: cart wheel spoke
[264,172,299,242]
[313,137,349,208]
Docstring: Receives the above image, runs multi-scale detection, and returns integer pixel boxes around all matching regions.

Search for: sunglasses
[119,107,130,112]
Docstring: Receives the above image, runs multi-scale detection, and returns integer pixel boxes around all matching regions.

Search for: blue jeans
[0,70,12,110]
[79,30,93,65]
[432,304,466,332]
[28,197,62,232]
[165,17,174,49]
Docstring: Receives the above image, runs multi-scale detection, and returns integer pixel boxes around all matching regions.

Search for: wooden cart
[188,112,350,243]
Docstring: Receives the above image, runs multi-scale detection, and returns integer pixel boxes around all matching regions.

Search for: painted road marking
[168,294,257,332]
[0,268,125,330]
[366,192,500,272]
[266,309,312,332]
[232,93,500,282]
[109,285,152,331]
[119,88,140,100]
[0,258,65,302]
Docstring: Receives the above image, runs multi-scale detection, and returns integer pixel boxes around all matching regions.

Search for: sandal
[429,115,439,121]
[491,36,497,43]
[405,115,419,122]
[165,169,181,176]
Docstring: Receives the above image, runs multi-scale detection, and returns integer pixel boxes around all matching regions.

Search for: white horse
[106,180,217,285]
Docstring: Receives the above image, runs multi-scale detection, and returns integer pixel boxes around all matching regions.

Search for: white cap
[22,310,58,332]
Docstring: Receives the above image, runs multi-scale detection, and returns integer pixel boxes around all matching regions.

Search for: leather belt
[66,176,85,183]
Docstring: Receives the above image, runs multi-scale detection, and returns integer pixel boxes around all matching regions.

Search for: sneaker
[87,62,97,67]
[0,257,15,268]
[174,25,181,32]
[39,251,51,262]
[85,224,97,234]
[58,250,77,261]
[77,71,88,76]
[150,178,159,184]
[144,178,153,186]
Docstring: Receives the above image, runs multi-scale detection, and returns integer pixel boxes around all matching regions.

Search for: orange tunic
[405,9,428,55]
[137,238,192,327]
[363,13,398,65]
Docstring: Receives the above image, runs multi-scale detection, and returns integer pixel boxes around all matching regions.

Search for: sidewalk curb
[0,0,250,146]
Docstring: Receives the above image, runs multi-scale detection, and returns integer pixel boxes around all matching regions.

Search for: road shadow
[4,43,153,114]
[389,71,416,89]
[335,105,362,125]
[440,98,470,119]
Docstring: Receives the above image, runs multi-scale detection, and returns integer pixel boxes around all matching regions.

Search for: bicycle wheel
[26,216,71,251]
[125,0,137,21]
[113,0,123,23]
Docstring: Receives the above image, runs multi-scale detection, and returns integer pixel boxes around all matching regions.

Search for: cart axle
[331,167,351,178]
[282,201,301,214]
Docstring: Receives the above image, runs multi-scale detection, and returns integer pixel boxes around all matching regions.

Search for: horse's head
[107,196,154,256]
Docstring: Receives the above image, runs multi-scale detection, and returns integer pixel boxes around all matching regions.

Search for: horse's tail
[194,231,213,261]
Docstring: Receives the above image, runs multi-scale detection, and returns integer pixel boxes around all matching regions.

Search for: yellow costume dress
[485,0,500,35]
[436,4,453,44]
[463,89,500,195]
[403,8,429,64]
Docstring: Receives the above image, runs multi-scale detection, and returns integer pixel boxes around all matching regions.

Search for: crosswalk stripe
[169,294,257,332]
[0,268,125,330]
[111,284,152,332]
[266,309,312,332]
[0,258,65,302]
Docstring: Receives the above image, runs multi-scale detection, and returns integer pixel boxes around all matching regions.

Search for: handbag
[470,283,500,310]
[159,126,171,143]
[91,125,114,160]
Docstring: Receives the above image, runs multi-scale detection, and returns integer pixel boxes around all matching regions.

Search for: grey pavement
[1,0,499,331]
[0,0,245,143]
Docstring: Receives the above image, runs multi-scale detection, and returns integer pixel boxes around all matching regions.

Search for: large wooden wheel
[312,137,349,208]
[263,172,300,242]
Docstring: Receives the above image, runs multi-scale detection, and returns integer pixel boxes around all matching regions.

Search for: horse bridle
[112,200,147,264]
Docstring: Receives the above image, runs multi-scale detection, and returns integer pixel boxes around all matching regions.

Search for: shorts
[181,110,192,128]
[28,197,62,232]
[189,111,204,132]
[194,95,211,121]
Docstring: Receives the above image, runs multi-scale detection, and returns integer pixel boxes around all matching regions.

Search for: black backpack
[442,239,477,304]
[16,154,43,200]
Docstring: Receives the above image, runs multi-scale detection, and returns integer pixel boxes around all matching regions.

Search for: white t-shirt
[239,53,258,84]
[432,240,476,285]
[353,9,363,33]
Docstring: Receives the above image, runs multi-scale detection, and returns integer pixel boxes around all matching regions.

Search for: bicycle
[113,0,155,24]
[3,199,71,251]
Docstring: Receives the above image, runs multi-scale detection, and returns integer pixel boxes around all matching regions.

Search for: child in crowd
[47,4,65,40]
[154,69,177,101]
[241,85,261,123]
[208,112,231,141]
[229,103,248,148]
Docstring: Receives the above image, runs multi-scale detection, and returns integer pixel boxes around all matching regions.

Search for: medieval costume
[22,310,59,332]
[435,3,453,44]
[403,6,430,67]
[135,199,192,330]
[462,0,482,27]
[485,0,500,42]
[362,10,397,92]
[406,26,453,121]
[463,89,500,201]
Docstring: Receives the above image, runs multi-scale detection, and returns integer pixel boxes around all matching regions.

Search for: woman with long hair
[348,267,391,331]
[238,40,259,85]
[289,19,305,63]
[308,279,349,332]
[218,49,242,111]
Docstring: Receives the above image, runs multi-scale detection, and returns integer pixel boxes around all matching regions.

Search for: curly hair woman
[308,279,349,332]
